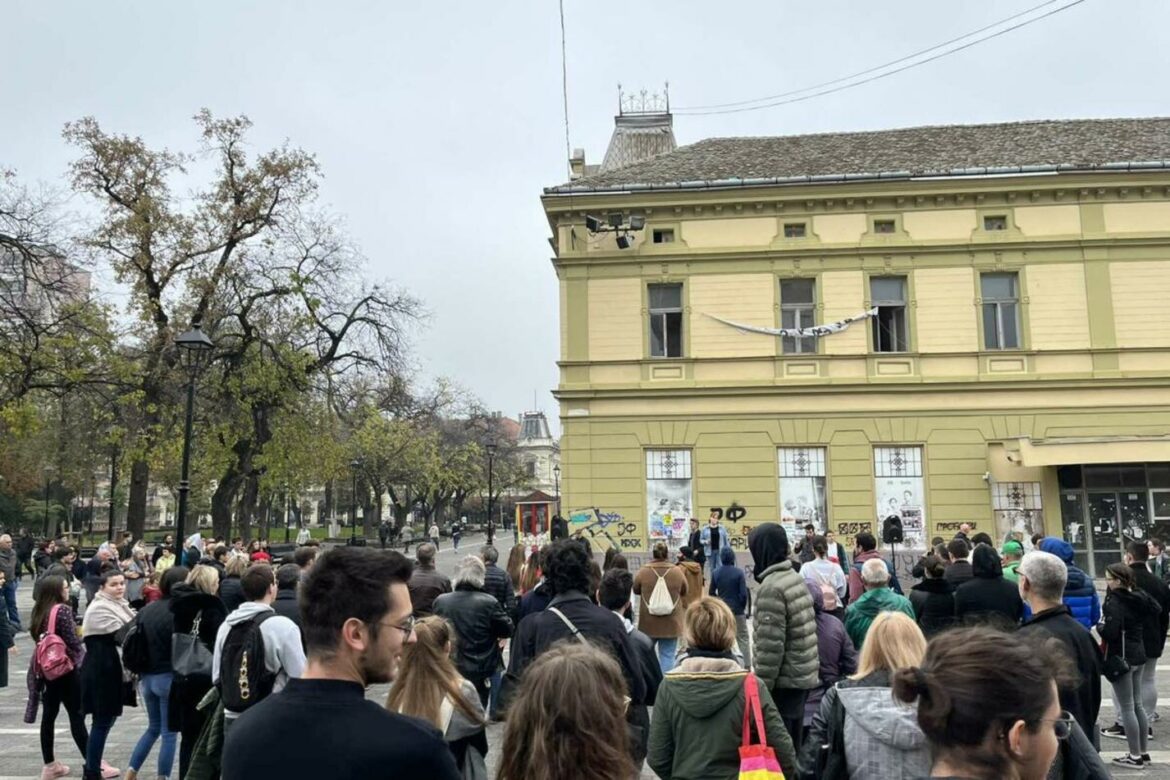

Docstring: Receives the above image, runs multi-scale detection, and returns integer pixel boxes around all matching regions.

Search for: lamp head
[175,323,215,372]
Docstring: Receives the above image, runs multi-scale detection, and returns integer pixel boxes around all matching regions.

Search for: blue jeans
[1,579,19,630]
[708,552,723,581]
[86,714,117,773]
[654,637,679,673]
[488,668,502,717]
[129,672,176,776]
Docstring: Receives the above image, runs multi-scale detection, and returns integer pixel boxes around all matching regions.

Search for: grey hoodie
[211,601,307,718]
[836,678,929,779]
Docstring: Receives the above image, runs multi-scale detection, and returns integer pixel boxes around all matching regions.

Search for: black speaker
[882,515,904,545]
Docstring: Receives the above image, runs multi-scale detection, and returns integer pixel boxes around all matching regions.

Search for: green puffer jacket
[752,561,819,691]
[647,656,798,780]
[844,587,916,650]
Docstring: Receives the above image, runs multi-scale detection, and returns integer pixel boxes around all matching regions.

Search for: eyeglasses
[1036,712,1074,740]
[377,615,415,637]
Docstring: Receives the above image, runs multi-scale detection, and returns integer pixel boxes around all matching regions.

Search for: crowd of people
[1,517,1168,779]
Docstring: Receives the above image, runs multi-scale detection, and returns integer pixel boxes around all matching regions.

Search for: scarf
[82,590,135,636]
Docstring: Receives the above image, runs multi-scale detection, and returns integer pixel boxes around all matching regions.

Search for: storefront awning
[1005,436,1170,468]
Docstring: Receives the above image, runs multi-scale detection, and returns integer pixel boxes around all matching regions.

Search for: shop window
[873,446,925,547]
[779,447,827,533]
[647,450,693,542]
[981,272,1020,350]
[871,276,909,352]
[1154,490,1170,521]
[783,222,807,238]
[648,283,683,358]
[780,278,817,354]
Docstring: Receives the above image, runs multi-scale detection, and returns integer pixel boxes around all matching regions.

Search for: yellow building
[542,116,1170,574]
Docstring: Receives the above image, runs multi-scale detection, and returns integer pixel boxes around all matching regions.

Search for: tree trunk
[126,459,150,538]
[211,467,244,541]
[238,472,259,542]
[323,479,334,527]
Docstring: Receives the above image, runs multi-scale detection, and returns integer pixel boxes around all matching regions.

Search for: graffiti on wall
[568,508,641,549]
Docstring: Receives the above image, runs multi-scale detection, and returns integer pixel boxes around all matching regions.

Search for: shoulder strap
[741,673,768,748]
[45,603,62,638]
[547,607,587,644]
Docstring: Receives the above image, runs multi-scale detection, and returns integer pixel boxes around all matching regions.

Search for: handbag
[739,673,785,780]
[172,614,213,679]
[1102,626,1131,683]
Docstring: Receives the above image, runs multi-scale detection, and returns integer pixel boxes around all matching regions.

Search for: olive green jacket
[752,561,819,691]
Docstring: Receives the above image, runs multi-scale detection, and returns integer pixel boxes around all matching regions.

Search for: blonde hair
[386,617,482,730]
[852,611,927,679]
[186,564,220,595]
[224,554,249,577]
[683,596,737,652]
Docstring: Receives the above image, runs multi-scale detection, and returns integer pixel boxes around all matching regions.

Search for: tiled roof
[546,118,1170,194]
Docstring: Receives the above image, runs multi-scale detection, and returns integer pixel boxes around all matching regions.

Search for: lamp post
[350,459,361,545]
[107,446,118,542]
[553,464,561,516]
[485,442,497,547]
[42,466,53,538]
[174,322,215,548]
[283,484,291,543]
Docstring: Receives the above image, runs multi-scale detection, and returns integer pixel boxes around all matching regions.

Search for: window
[780,278,817,354]
[984,215,1008,231]
[783,222,807,238]
[647,450,693,541]
[779,447,827,531]
[648,283,683,358]
[652,229,675,244]
[992,481,1044,544]
[870,276,909,352]
[873,219,896,234]
[981,272,1020,350]
[525,460,537,478]
[874,446,926,547]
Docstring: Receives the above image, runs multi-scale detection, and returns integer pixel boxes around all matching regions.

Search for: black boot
[82,768,101,780]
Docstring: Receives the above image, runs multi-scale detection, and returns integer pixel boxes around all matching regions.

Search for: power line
[676,0,1065,112]
[675,0,1089,117]
[559,0,572,179]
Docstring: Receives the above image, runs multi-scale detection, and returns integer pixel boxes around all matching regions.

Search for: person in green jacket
[845,558,916,650]
[1000,539,1024,584]
[648,597,797,779]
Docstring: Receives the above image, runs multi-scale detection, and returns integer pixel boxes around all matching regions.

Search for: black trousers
[772,686,810,754]
[41,672,89,764]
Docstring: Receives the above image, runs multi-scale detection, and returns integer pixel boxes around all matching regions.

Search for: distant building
[516,411,561,497]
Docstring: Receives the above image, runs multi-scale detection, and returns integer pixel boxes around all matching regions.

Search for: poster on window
[874,477,926,549]
[992,482,1043,547]
[780,477,827,533]
[648,479,693,540]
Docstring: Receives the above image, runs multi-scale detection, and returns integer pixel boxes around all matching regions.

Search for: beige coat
[633,560,688,639]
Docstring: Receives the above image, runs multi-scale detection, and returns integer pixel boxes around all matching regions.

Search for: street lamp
[175,322,215,547]
[42,466,53,537]
[349,459,361,545]
[553,464,561,515]
[485,442,497,547]
[283,484,291,544]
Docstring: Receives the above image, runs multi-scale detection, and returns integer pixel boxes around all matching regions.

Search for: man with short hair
[599,568,661,764]
[0,535,20,630]
[794,523,817,565]
[954,522,972,541]
[408,543,450,617]
[272,563,303,633]
[1149,538,1170,583]
[943,538,974,588]
[1000,539,1024,583]
[433,556,513,711]
[1018,550,1102,748]
[14,528,35,581]
[212,563,307,734]
[844,558,915,649]
[480,545,517,619]
[222,548,459,779]
[701,511,731,578]
[846,531,903,603]
[292,546,318,574]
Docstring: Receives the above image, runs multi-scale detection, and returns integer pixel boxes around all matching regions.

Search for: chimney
[600,83,676,173]
[569,148,586,180]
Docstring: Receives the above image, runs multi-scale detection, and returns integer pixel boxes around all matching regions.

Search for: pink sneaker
[40,762,69,780]
[100,761,120,778]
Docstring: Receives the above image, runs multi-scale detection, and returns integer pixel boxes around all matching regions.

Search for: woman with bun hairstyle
[891,627,1073,780]
[1098,562,1159,767]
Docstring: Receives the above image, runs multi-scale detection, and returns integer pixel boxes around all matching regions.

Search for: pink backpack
[36,604,75,681]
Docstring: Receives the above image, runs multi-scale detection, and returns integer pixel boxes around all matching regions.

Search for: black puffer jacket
[1101,586,1158,667]
[908,577,955,638]
[953,545,1023,628]
[219,575,245,613]
[433,583,513,680]
[482,563,517,622]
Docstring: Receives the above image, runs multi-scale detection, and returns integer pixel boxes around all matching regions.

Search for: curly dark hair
[544,539,591,596]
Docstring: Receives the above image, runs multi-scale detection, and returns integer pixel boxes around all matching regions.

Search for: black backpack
[121,615,151,675]
[219,613,277,713]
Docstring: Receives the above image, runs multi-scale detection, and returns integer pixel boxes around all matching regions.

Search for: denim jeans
[1,579,19,630]
[1110,666,1149,757]
[85,714,117,773]
[488,668,502,718]
[654,637,679,673]
[734,614,751,670]
[708,552,723,581]
[129,672,176,776]
[1140,658,1159,723]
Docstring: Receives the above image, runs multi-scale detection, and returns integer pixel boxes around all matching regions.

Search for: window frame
[869,275,910,353]
[783,222,807,239]
[779,277,818,355]
[980,271,1021,350]
[983,214,1009,231]
[652,228,675,244]
[647,282,684,359]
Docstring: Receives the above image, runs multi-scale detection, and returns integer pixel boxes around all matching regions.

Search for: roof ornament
[618,82,670,116]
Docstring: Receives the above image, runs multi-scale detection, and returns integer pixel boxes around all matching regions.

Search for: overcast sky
[3,1,1168,434]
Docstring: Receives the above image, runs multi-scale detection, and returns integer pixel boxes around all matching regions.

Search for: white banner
[705,308,877,339]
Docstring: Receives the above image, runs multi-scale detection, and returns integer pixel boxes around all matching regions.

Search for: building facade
[544,118,1170,573]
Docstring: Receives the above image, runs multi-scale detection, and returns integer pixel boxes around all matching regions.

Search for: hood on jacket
[838,685,928,752]
[720,546,736,566]
[911,577,952,594]
[664,657,748,719]
[851,586,904,619]
[805,580,824,613]
[224,600,273,626]
[749,523,790,582]
[971,545,1004,579]
[1039,537,1075,564]
[678,560,703,576]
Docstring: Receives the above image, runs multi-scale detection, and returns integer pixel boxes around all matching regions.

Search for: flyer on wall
[875,476,926,549]
[780,477,827,533]
[648,478,692,540]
